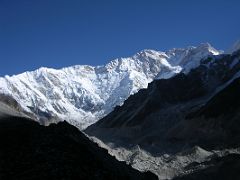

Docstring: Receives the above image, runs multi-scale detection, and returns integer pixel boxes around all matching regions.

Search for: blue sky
[0,0,240,76]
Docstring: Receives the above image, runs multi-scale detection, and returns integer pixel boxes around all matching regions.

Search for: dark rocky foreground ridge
[0,115,157,180]
[85,50,240,179]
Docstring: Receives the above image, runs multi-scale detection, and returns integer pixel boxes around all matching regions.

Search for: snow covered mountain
[0,43,221,129]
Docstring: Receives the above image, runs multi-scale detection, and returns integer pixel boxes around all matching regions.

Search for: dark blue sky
[0,0,240,76]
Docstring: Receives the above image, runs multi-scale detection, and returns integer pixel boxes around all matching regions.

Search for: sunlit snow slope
[0,43,221,129]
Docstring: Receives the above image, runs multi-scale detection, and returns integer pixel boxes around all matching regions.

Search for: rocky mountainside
[0,43,220,129]
[85,49,240,179]
[173,154,240,180]
[0,114,157,180]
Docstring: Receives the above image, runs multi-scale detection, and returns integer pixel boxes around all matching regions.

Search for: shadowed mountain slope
[86,51,240,150]
[85,50,240,179]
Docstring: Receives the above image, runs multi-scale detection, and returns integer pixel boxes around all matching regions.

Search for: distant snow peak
[0,43,221,129]
[227,40,240,54]
[198,42,221,55]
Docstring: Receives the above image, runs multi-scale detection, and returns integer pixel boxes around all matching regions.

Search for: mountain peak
[197,42,222,55]
[198,42,212,48]
[134,49,167,60]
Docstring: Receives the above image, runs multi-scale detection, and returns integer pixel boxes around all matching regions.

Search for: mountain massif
[0,43,220,129]
[0,42,240,179]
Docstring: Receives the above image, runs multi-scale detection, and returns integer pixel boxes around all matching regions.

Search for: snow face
[0,43,221,129]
